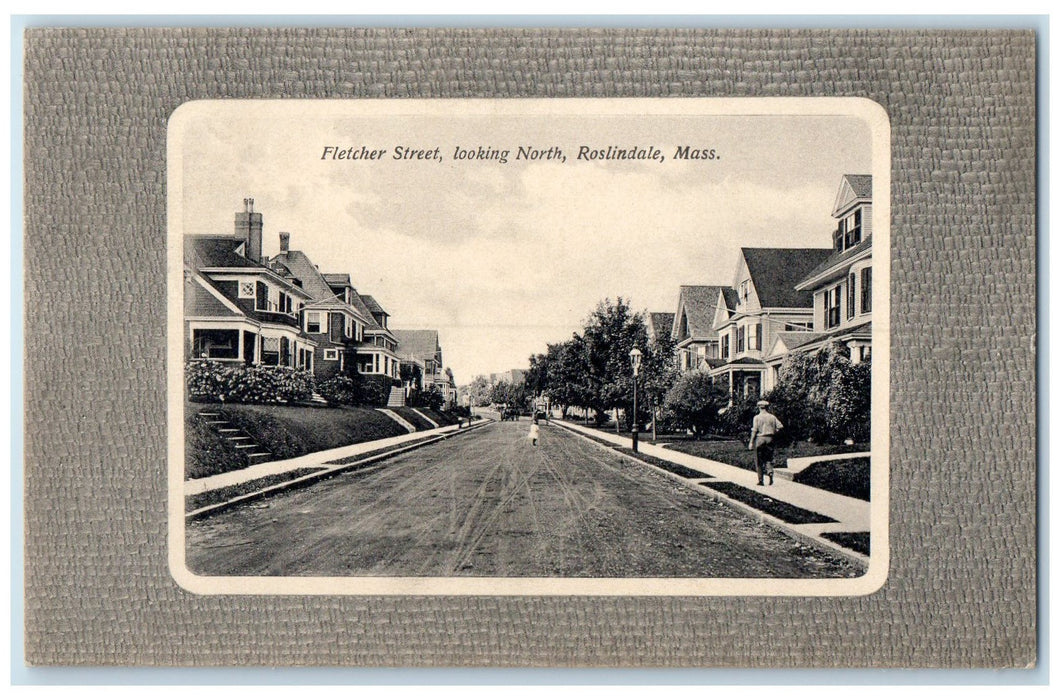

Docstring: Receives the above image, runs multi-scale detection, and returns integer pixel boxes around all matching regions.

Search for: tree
[581,297,648,426]
[466,375,493,406]
[663,371,727,437]
[765,342,871,444]
[642,326,680,432]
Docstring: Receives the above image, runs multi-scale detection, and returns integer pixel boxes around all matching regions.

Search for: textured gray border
[22,28,1036,667]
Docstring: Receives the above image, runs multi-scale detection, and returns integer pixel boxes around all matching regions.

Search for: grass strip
[185,467,325,512]
[820,531,870,556]
[324,435,439,465]
[612,447,713,479]
[700,481,837,525]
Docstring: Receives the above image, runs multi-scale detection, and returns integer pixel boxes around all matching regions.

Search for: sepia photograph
[168,98,890,596]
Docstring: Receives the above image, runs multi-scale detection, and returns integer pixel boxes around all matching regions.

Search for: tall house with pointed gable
[184,199,318,370]
[269,232,370,379]
[709,246,832,397]
[670,286,730,372]
[326,284,400,381]
[766,175,874,378]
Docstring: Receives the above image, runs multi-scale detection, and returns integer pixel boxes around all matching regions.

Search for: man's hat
[756,399,770,407]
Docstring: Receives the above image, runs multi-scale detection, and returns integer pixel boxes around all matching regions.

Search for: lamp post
[630,347,642,453]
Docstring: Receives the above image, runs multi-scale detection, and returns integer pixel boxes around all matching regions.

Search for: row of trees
[524,298,677,427]
[521,298,871,445]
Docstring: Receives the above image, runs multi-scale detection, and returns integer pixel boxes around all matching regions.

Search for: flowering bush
[765,343,871,444]
[316,376,361,406]
[185,360,314,405]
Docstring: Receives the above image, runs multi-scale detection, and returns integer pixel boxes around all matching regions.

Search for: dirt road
[185,420,863,578]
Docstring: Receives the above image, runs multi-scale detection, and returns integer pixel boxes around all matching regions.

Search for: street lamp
[630,347,643,453]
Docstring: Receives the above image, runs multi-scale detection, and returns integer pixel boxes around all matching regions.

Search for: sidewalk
[186,417,490,496]
[553,419,871,563]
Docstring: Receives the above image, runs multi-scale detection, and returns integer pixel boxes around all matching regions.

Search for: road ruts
[185,420,864,578]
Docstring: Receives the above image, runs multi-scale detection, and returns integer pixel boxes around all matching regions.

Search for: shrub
[765,343,871,445]
[185,360,314,405]
[316,375,361,407]
[662,371,726,437]
[716,394,760,439]
[361,375,401,406]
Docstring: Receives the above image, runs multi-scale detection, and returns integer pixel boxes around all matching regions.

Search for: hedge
[186,360,313,404]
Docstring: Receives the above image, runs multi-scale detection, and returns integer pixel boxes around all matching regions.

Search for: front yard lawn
[664,439,869,473]
[794,457,871,501]
[185,402,409,479]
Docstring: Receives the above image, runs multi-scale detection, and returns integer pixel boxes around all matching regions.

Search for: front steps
[386,386,406,407]
[198,411,272,465]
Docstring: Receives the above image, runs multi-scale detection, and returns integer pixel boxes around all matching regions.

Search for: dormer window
[837,208,863,252]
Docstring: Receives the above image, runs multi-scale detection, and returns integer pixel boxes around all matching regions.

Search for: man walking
[749,399,783,486]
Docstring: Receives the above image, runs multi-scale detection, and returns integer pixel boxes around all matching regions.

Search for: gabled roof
[771,331,828,356]
[270,250,336,301]
[833,174,873,216]
[185,273,243,318]
[348,292,384,332]
[322,272,351,287]
[187,269,301,328]
[394,329,441,362]
[647,312,674,343]
[741,247,833,308]
[721,288,740,316]
[673,285,730,340]
[794,236,872,290]
[186,235,263,270]
[360,295,388,317]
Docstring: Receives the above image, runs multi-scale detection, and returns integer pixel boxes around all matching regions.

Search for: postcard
[168,98,890,596]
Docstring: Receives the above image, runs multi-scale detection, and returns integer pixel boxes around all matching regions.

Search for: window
[739,280,750,304]
[306,311,323,334]
[861,267,872,313]
[737,326,746,354]
[861,345,872,362]
[749,323,762,351]
[847,273,856,319]
[826,286,842,329]
[324,349,338,361]
[345,316,353,338]
[255,281,268,311]
[238,281,255,299]
[785,321,812,331]
[721,334,729,360]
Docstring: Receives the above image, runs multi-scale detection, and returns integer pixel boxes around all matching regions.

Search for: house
[766,174,874,379]
[489,369,527,386]
[183,199,318,371]
[646,311,675,348]
[393,329,456,406]
[270,232,371,380]
[708,246,833,397]
[670,286,730,372]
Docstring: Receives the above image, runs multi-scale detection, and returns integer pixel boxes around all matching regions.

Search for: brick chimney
[234,197,263,262]
[279,231,290,253]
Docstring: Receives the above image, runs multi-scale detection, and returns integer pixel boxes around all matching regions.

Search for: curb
[185,419,494,521]
[550,421,869,569]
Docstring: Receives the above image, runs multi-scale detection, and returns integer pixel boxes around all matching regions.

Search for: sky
[174,101,875,385]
